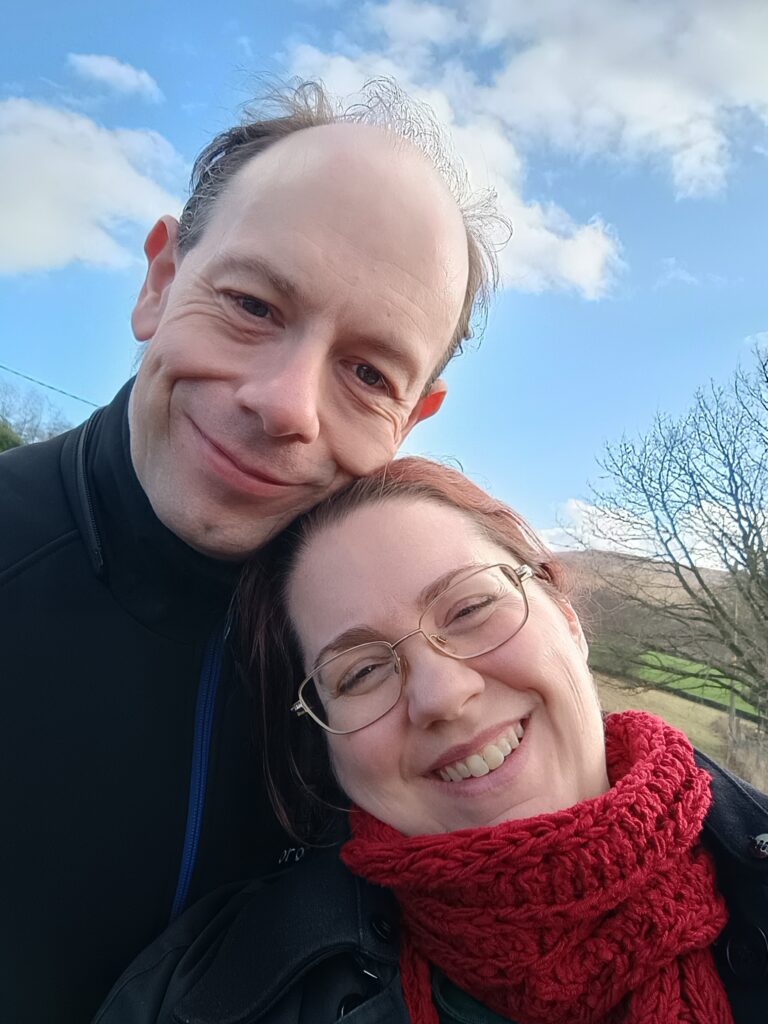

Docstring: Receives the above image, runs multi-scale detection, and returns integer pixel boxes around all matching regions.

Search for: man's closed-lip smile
[188,416,308,494]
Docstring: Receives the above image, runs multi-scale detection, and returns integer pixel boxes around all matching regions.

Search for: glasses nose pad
[430,634,449,648]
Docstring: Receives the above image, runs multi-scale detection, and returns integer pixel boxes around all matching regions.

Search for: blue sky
[1,0,766,540]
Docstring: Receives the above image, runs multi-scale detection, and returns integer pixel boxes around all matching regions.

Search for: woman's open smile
[431,717,527,782]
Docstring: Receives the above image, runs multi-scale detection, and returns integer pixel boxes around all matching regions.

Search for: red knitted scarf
[342,710,733,1024]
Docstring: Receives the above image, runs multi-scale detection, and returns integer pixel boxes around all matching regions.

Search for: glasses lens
[422,565,526,658]
[303,642,401,732]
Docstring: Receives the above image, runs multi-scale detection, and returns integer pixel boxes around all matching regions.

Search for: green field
[632,651,757,715]
[596,673,729,763]
[596,669,768,790]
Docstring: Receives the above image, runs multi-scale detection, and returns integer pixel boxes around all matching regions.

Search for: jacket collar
[61,380,240,640]
[174,847,399,1024]
[696,748,768,869]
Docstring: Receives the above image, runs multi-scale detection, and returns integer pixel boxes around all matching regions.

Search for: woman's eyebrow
[417,563,477,609]
[313,626,385,669]
[312,563,479,668]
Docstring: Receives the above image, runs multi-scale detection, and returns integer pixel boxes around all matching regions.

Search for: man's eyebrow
[211,253,312,307]
[357,335,422,389]
[310,563,478,669]
[213,254,423,387]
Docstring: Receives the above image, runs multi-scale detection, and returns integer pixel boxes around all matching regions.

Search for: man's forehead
[218,122,462,235]
[197,121,463,273]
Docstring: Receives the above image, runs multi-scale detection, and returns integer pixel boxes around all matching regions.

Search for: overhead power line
[0,362,99,408]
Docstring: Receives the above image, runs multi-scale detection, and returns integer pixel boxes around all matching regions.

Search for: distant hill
[556,548,731,675]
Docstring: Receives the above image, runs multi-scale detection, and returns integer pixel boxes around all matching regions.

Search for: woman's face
[288,497,609,835]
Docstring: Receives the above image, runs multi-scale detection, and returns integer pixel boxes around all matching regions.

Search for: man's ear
[131,216,180,341]
[401,379,447,440]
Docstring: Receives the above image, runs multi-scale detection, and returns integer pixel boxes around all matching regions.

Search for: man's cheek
[332,429,402,479]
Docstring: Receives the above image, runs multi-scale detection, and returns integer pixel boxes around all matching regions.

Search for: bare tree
[583,347,768,737]
[0,380,71,446]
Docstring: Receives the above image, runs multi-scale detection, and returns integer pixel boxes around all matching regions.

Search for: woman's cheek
[329,730,395,806]
[327,736,367,802]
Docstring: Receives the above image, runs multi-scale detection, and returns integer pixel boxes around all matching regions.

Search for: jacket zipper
[170,625,226,922]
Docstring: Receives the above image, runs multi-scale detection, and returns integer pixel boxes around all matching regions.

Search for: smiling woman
[95,457,768,1024]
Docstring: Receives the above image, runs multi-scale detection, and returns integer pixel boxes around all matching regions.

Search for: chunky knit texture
[342,710,733,1024]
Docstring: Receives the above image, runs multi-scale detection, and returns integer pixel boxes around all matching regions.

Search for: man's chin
[177,521,278,561]
[150,502,278,561]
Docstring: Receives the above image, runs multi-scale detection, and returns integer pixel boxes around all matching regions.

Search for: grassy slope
[595,672,729,763]
[633,651,756,714]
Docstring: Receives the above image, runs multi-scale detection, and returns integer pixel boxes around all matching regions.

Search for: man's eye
[355,364,387,390]
[237,295,272,319]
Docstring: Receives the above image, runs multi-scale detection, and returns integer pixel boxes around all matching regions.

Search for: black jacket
[0,384,288,1023]
[94,754,768,1024]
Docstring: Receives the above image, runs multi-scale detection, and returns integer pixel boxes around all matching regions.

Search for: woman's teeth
[437,721,526,782]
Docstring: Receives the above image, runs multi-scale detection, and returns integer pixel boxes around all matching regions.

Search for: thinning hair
[177,78,509,380]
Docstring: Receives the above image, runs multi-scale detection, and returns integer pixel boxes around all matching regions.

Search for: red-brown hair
[236,457,564,841]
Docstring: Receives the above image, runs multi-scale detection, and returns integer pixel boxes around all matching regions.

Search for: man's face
[129,123,469,559]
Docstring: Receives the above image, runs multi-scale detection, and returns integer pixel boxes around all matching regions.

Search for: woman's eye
[337,663,378,695]
[454,596,494,620]
[354,363,388,390]
[442,594,500,630]
[237,295,272,319]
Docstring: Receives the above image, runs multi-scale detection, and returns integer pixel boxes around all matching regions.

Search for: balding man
[0,80,499,1023]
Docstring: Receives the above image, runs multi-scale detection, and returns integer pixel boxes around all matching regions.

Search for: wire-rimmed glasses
[290,562,534,735]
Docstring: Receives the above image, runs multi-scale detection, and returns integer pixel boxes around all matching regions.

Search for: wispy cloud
[236,35,255,62]
[538,499,654,556]
[67,53,164,103]
[654,257,700,290]
[0,99,183,273]
[540,496,727,570]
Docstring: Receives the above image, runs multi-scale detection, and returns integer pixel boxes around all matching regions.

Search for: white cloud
[366,0,463,48]
[296,1,768,226]
[67,53,164,103]
[0,99,183,273]
[289,44,623,298]
[454,0,767,197]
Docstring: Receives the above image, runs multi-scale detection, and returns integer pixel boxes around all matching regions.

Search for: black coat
[0,384,288,1023]
[94,753,768,1024]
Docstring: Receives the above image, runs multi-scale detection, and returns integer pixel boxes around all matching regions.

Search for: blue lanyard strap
[169,625,226,923]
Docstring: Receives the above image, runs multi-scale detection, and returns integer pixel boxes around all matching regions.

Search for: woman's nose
[404,644,485,729]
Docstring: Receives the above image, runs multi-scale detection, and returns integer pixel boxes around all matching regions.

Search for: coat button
[371,915,395,942]
[725,925,768,982]
[337,994,365,1017]
[749,834,768,859]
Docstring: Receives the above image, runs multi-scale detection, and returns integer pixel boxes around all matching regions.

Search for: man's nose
[236,338,323,443]
[405,644,485,729]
